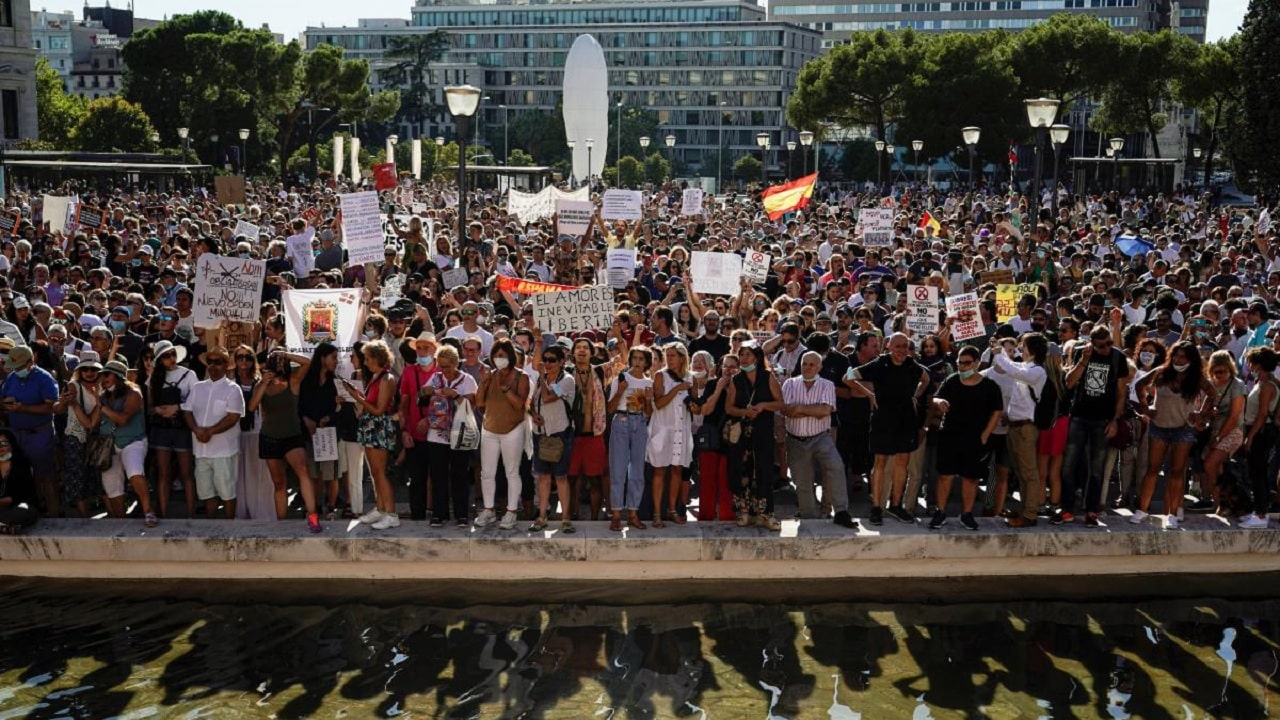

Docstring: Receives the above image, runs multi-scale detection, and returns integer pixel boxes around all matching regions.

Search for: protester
[182,346,244,519]
[475,339,529,530]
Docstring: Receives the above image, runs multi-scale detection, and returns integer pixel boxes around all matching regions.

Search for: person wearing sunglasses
[181,346,244,520]
[56,350,103,519]
[529,344,576,533]
[445,301,493,357]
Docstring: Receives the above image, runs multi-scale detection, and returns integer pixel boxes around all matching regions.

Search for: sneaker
[960,512,979,531]
[832,511,858,529]
[1050,509,1073,525]
[1084,513,1100,528]
[869,507,884,526]
[1187,498,1214,513]
[474,509,497,527]
[429,516,444,528]
[927,510,947,530]
[371,513,400,530]
[358,508,384,525]
[456,517,469,528]
[498,511,518,530]
[1128,509,1148,524]
[307,513,323,533]
[1165,515,1180,530]
[1176,506,1185,521]
[144,512,158,528]
[1239,515,1270,529]
[1036,504,1055,518]
[887,505,914,524]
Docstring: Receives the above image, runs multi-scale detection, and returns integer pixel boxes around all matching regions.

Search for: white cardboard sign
[690,251,743,296]
[340,191,386,266]
[193,254,266,328]
[601,190,642,221]
[532,285,616,334]
[743,251,771,284]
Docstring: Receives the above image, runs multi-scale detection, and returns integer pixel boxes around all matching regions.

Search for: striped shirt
[781,375,836,438]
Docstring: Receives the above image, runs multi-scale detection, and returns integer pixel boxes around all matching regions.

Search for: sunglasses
[461,309,477,316]
[235,355,253,361]
[206,358,228,365]
[541,357,560,363]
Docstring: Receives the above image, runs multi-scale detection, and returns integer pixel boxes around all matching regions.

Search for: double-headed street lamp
[1048,124,1069,217]
[1024,97,1061,219]
[445,84,482,250]
[911,139,924,185]
[1110,136,1125,191]
[755,132,770,186]
[799,130,814,176]
[961,126,980,188]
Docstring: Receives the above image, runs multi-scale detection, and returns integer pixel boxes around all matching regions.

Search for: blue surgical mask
[13,369,29,379]
[110,320,126,333]
[959,369,976,379]
[416,355,434,367]
[130,259,141,267]
[741,363,756,373]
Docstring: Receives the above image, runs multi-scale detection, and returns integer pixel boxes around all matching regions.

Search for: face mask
[1172,362,1190,372]
[1037,251,1046,259]
[364,330,377,340]
[130,259,141,267]
[0,452,11,462]
[13,368,29,379]
[1139,351,1155,367]
[110,320,126,333]
[692,370,707,379]
[416,355,434,367]
[1031,324,1045,333]
[493,357,510,370]
[959,369,976,380]
[741,363,756,373]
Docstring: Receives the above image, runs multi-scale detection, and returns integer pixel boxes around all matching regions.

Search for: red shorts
[1037,415,1069,456]
[568,434,607,476]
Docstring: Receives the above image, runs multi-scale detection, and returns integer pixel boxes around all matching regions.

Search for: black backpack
[1029,372,1058,431]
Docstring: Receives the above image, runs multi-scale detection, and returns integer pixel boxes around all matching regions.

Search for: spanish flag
[762,173,818,220]
[918,210,941,234]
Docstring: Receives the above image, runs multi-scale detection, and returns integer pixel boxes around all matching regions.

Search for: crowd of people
[0,173,1277,538]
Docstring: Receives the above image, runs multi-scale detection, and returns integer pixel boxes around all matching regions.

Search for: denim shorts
[1148,424,1198,445]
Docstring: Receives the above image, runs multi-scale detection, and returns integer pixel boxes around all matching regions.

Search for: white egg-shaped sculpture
[562,34,609,183]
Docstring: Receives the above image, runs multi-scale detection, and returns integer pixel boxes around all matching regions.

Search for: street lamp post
[585,138,595,186]
[1193,146,1203,186]
[786,140,796,177]
[210,134,220,169]
[664,134,676,179]
[498,104,507,164]
[177,127,190,162]
[1049,123,1069,218]
[911,139,924,186]
[1024,97,1061,220]
[445,84,482,251]
[962,126,980,189]
[387,134,399,173]
[874,140,885,187]
[238,128,250,175]
[799,130,814,177]
[1109,137,1125,191]
[567,139,577,186]
[718,100,728,193]
[615,98,623,183]
[755,132,769,186]
[884,144,895,186]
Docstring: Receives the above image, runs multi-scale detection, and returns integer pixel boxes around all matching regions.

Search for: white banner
[681,188,704,216]
[193,254,266,328]
[532,285,616,334]
[333,135,345,180]
[690,251,743,296]
[42,195,71,234]
[507,186,591,225]
[282,288,363,357]
[556,199,594,237]
[946,292,984,342]
[601,189,642,221]
[233,219,260,244]
[905,284,939,335]
[442,266,469,289]
[339,191,385,266]
[606,248,636,289]
[856,208,895,247]
[743,250,771,284]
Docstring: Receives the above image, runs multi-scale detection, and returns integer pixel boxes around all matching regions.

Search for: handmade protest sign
[312,426,339,462]
[214,175,246,205]
[946,292,984,341]
[233,219,260,243]
[979,268,1015,286]
[75,205,106,230]
[856,208,894,247]
[681,188,704,216]
[193,254,266,328]
[531,285,616,334]
[743,250,771,284]
[905,284,939,335]
[606,248,637,289]
[601,190,642,220]
[42,195,71,234]
[690,251,743,296]
[339,191,385,266]
[282,288,362,356]
[557,199,594,236]
[372,163,397,191]
[0,210,19,236]
[996,283,1039,322]
[441,266,469,289]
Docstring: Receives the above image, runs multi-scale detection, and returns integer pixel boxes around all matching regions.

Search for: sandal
[652,517,666,529]
[609,516,623,532]
[668,510,687,525]
[528,516,547,532]
[0,522,19,536]
[144,513,158,528]
[627,514,647,530]
[561,521,576,534]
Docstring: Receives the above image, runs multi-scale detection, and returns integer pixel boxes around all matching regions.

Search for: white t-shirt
[610,371,653,413]
[182,376,245,458]
[445,325,494,357]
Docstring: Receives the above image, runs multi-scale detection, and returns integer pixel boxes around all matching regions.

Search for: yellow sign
[996,283,1039,322]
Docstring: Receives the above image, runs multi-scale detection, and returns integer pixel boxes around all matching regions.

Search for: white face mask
[692,370,707,379]
[1139,351,1155,367]
[1172,362,1190,372]
[493,357,510,370]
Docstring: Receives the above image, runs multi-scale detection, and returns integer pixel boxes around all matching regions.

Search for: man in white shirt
[989,334,1047,528]
[445,301,495,356]
[781,352,856,529]
[182,346,245,519]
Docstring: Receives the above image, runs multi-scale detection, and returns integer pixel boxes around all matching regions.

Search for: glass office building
[303,0,822,173]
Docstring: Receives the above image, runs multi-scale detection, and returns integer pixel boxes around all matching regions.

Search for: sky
[144,0,1247,42]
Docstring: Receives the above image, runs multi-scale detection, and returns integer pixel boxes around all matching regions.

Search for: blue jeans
[609,413,647,511]
[1062,416,1110,514]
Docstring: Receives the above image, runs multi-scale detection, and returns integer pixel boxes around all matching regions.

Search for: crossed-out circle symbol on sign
[913,287,931,301]
[750,252,764,263]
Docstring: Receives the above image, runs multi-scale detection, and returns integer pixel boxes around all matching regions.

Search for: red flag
[761,173,818,220]
[495,275,579,295]
[1008,144,1018,166]
[372,163,397,191]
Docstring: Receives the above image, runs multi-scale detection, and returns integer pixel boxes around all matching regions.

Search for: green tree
[1091,30,1197,162]
[1009,14,1122,111]
[1236,0,1280,192]
[643,152,671,184]
[733,154,763,182]
[73,97,158,152]
[507,148,535,167]
[787,29,922,144]
[609,106,661,167]
[379,30,452,137]
[35,57,86,148]
[617,155,643,188]
[838,139,879,183]
[1176,37,1243,189]
[507,108,568,165]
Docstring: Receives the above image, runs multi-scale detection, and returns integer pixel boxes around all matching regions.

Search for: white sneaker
[498,511,518,530]
[371,513,400,530]
[1239,515,1270,529]
[1128,509,1148,524]
[474,509,497,527]
[1165,515,1180,530]
[358,509,384,525]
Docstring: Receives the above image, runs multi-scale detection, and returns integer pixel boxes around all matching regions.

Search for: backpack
[1029,374,1058,431]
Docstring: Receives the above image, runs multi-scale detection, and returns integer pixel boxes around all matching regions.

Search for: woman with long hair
[97,361,155,525]
[647,344,695,526]
[299,342,341,515]
[1105,339,1167,509]
[248,352,324,532]
[690,350,737,523]
[1200,349,1246,516]
[607,345,653,531]
[1036,349,1070,514]
[398,333,439,522]
[726,343,784,531]
[1132,340,1211,527]
[148,341,196,519]
[1239,346,1280,528]
[342,340,402,530]
[337,343,370,518]
[57,353,103,519]
[475,339,529,530]
[231,345,274,520]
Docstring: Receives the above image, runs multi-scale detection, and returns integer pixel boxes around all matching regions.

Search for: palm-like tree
[380,30,452,136]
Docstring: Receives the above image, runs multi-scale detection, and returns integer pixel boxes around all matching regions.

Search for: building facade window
[2,90,18,140]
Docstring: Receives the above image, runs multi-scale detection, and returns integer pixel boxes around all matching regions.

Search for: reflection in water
[0,589,1277,719]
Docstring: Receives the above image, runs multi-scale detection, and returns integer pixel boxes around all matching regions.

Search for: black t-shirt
[1070,348,1127,421]
[854,354,922,431]
[819,351,853,422]
[689,333,730,360]
[934,374,1004,443]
